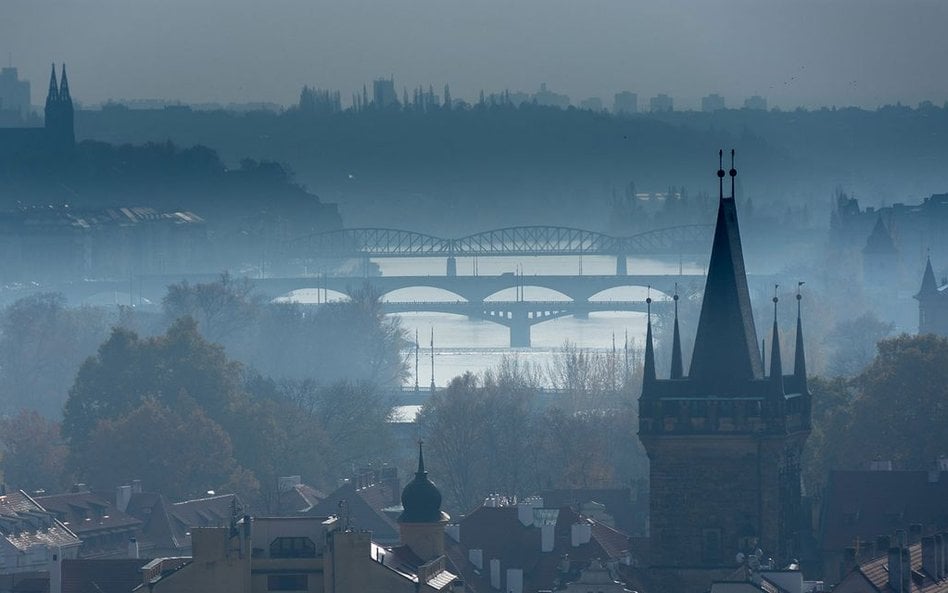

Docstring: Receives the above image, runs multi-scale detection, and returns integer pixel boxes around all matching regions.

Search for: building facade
[638,151,812,593]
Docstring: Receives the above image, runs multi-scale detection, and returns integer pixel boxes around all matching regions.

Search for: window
[269,537,316,558]
[701,528,723,564]
[267,574,307,591]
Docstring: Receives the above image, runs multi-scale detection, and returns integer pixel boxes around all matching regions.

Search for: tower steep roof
[915,256,938,300]
[863,215,898,255]
[688,187,763,386]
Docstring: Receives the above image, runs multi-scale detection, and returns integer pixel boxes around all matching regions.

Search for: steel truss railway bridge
[284,224,713,276]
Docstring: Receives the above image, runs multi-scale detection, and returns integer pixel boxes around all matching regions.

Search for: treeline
[74,99,948,232]
[0,139,341,240]
[0,279,406,508]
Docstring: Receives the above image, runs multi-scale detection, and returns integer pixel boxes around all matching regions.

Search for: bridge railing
[285,224,713,259]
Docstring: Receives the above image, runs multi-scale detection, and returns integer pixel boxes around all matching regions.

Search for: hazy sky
[3,0,947,109]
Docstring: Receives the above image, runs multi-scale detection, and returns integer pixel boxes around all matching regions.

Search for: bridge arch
[381,287,469,303]
[483,285,573,302]
[588,286,674,302]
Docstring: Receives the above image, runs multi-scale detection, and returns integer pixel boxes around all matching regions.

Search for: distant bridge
[285,224,713,275]
[380,299,662,347]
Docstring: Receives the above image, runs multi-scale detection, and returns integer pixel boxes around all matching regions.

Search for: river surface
[287,255,705,387]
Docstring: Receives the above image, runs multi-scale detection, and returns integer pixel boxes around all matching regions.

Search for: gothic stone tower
[638,151,811,593]
[43,63,75,150]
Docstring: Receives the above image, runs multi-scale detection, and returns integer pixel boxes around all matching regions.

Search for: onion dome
[399,441,443,523]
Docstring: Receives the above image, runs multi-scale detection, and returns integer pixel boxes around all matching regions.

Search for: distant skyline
[2,0,947,110]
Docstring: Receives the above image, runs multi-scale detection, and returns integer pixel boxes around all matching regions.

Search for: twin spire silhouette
[642,150,807,390]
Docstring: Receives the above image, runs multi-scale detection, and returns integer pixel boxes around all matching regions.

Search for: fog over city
[1,2,947,593]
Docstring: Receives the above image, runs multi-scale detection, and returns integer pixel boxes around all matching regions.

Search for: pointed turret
[59,64,71,101]
[794,289,807,388]
[688,150,763,385]
[769,295,783,390]
[915,256,938,300]
[643,297,656,386]
[46,63,58,106]
[670,292,684,379]
[863,215,898,256]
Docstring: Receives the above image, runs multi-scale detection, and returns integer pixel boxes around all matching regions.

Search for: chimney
[910,524,924,544]
[48,546,63,593]
[506,568,524,593]
[922,536,937,578]
[938,533,948,581]
[540,524,554,553]
[888,547,903,591]
[116,485,132,513]
[468,549,483,570]
[842,547,857,579]
[131,480,142,494]
[490,558,501,590]
[128,537,139,559]
[570,523,592,547]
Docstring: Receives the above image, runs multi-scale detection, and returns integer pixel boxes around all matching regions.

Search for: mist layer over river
[286,255,705,387]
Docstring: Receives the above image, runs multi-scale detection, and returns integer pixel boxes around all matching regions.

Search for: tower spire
[59,63,71,101]
[718,149,724,200]
[46,63,58,106]
[916,254,938,299]
[794,283,807,389]
[670,285,683,379]
[689,150,763,385]
[770,287,783,390]
[416,439,426,475]
[643,292,656,385]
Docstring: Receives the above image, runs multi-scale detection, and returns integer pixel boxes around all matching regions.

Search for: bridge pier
[616,254,627,276]
[446,256,457,277]
[510,319,531,348]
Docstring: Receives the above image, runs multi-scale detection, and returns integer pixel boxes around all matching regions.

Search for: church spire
[770,290,783,389]
[416,439,427,475]
[643,294,656,385]
[670,287,683,379]
[688,150,763,385]
[794,284,807,388]
[46,63,58,106]
[59,63,71,102]
[916,255,938,300]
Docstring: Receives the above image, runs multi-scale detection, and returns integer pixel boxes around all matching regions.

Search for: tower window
[702,528,723,564]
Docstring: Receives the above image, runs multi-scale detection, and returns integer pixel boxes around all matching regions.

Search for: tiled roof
[539,487,647,536]
[35,491,142,535]
[306,480,400,542]
[847,543,948,593]
[61,558,148,593]
[451,504,633,593]
[0,491,80,552]
[821,470,948,550]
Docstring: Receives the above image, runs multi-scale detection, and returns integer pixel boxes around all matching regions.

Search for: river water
[288,255,705,387]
